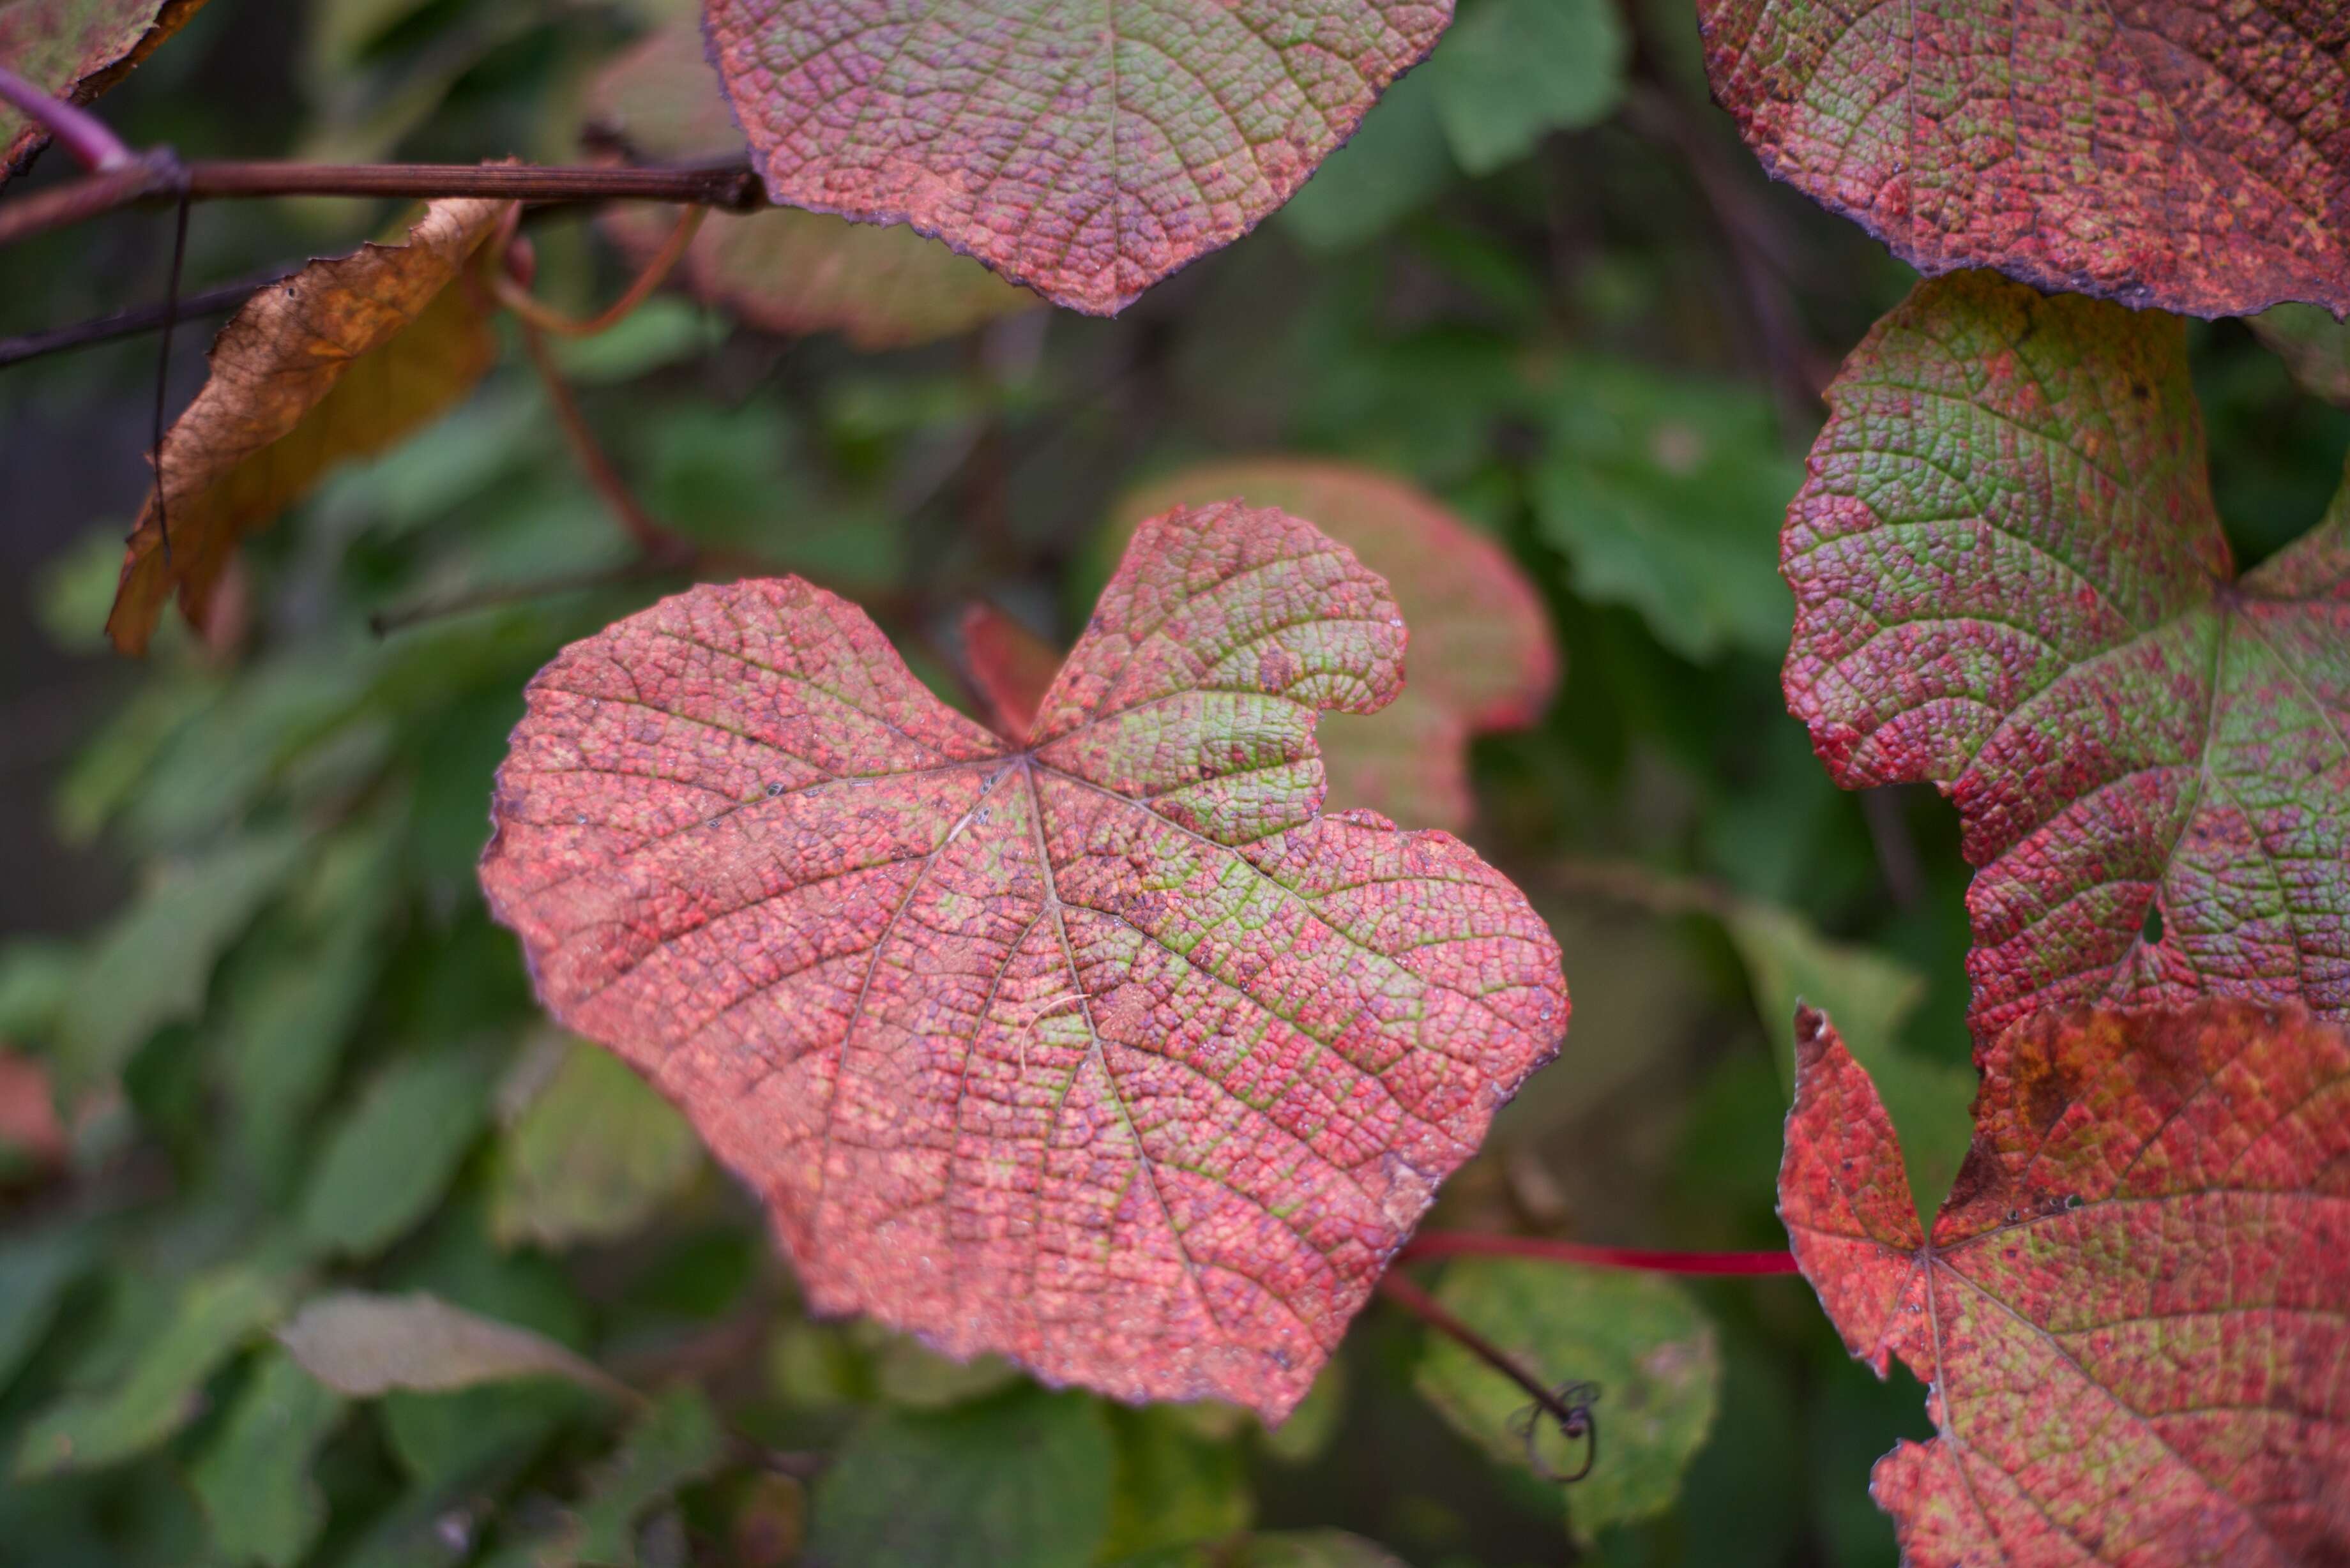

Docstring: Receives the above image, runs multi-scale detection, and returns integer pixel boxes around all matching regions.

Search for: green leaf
[550,1385,729,1567]
[1259,1362,1346,1466]
[0,939,74,1043]
[1533,358,1801,661]
[300,1051,490,1257]
[1100,1405,1254,1561]
[0,1226,96,1394]
[1414,1260,1720,1543]
[56,831,307,1094]
[224,822,401,1187]
[1279,66,1457,252]
[490,1039,701,1251]
[809,1387,1114,1568]
[866,1328,1019,1411]
[14,1265,294,1479]
[277,1292,628,1401]
[1430,0,1626,174]
[1721,903,1973,1216]
[188,1350,347,1568]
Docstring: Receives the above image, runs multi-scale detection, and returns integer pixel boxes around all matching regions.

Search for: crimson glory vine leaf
[479,502,1570,1417]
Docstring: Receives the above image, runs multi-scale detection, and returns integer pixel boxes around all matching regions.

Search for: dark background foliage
[1,1,2342,1564]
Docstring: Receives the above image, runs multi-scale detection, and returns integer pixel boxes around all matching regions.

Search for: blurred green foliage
[0,0,2342,1564]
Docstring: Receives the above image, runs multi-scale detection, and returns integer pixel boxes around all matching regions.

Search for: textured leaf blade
[1698,1,2350,317]
[107,195,511,654]
[480,502,1569,1417]
[702,0,1458,315]
[0,0,204,177]
[1780,1000,2350,1566]
[1114,460,1557,831]
[1784,271,2350,1043]
[585,23,1036,349]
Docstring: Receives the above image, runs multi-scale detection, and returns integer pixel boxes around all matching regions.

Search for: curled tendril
[1511,1380,1600,1484]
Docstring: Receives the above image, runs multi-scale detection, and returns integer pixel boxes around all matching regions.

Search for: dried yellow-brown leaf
[106,194,512,654]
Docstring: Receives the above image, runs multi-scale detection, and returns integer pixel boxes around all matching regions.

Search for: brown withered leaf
[107,194,512,654]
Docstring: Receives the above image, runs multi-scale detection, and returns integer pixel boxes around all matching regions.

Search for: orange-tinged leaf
[702,0,1457,316]
[1784,271,2350,1044]
[1115,459,1556,831]
[479,502,1569,1417]
[0,0,204,178]
[1699,0,2350,318]
[106,195,512,654]
[584,24,1035,349]
[1780,1000,2350,1566]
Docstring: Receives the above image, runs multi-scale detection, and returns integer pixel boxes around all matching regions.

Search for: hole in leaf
[2140,901,2165,945]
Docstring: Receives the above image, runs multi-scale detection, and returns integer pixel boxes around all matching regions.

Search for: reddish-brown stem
[514,317,694,563]
[1379,1272,1590,1427]
[0,155,762,250]
[0,265,292,368]
[492,204,706,338]
[1399,1230,1800,1276]
[0,63,135,170]
[181,157,761,206]
[0,156,176,247]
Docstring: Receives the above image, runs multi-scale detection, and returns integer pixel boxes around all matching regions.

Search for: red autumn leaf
[1114,459,1557,832]
[583,22,1036,350]
[1697,0,2350,319]
[1783,271,2350,1045]
[700,0,1455,317]
[479,502,1569,1417]
[1780,1000,2350,1565]
[0,0,204,179]
[958,601,1061,741]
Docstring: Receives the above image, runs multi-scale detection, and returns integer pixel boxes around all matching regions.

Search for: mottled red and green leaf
[1699,0,2350,317]
[479,503,1568,1416]
[0,0,204,177]
[586,21,1035,349]
[1784,271,2350,1043]
[702,0,1456,315]
[1114,459,1556,831]
[1781,1000,2350,1565]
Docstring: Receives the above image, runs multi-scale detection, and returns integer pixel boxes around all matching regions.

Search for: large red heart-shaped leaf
[700,0,1455,316]
[1697,0,2350,318]
[1781,1000,2350,1565]
[479,503,1568,1416]
[1783,270,2350,1045]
